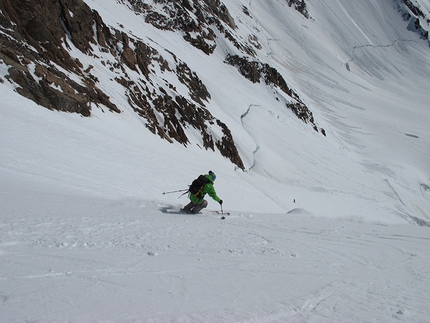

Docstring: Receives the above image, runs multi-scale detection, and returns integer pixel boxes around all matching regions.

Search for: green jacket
[190,174,221,204]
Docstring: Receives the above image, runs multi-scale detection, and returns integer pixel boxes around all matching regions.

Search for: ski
[162,207,230,219]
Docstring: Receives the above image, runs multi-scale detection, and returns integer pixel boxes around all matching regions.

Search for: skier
[181,170,223,214]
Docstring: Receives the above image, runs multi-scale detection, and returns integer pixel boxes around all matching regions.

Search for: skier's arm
[206,184,221,203]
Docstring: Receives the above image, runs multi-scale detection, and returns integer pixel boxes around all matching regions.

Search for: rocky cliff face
[0,0,119,116]
[0,0,322,169]
[396,0,430,45]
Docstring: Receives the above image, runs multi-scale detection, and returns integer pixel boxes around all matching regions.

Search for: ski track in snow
[240,104,261,171]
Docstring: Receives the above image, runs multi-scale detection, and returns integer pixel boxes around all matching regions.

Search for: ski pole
[162,188,188,195]
[220,202,227,219]
[178,190,189,199]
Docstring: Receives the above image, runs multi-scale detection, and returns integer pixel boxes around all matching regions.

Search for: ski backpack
[189,174,209,197]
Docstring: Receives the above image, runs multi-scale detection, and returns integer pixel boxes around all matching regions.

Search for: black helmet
[208,170,216,181]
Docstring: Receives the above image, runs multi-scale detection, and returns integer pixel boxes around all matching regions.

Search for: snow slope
[1,0,430,322]
[1,180,429,322]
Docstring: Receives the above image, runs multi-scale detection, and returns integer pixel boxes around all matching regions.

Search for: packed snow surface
[1,0,430,322]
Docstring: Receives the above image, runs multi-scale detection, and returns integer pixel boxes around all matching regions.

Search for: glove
[219,200,223,205]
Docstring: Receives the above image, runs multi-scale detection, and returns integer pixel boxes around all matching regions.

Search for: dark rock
[286,0,309,18]
[0,0,119,115]
[176,62,211,105]
[122,0,238,55]
[215,120,245,169]
[135,41,158,77]
[122,47,138,71]
[0,0,250,169]
[225,54,322,133]
[58,0,96,53]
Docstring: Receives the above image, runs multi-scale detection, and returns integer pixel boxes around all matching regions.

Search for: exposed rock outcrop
[0,0,120,114]
[0,0,323,170]
[0,0,246,168]
[119,0,260,55]
[224,55,325,135]
[286,0,310,19]
[397,0,430,45]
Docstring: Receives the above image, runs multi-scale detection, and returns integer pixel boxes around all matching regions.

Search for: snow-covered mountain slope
[2,0,428,222]
[1,0,430,322]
